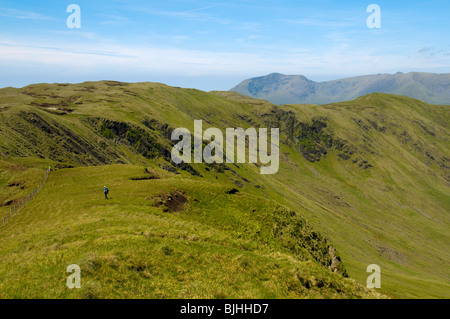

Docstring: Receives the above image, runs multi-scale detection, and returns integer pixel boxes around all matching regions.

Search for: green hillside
[0,81,448,298]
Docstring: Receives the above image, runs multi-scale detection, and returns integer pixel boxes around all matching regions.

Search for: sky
[0,0,449,91]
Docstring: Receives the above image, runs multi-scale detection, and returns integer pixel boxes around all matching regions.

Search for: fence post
[1,167,51,227]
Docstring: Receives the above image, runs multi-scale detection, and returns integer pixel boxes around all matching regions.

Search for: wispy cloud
[418,47,432,53]
[119,3,231,24]
[1,38,448,81]
[98,14,131,26]
[0,41,136,58]
[280,18,356,28]
[232,22,261,32]
[0,7,53,21]
[416,46,450,59]
[181,4,225,14]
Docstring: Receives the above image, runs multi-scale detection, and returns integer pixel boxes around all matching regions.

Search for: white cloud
[119,4,231,25]
[0,38,449,89]
[0,7,53,21]
[280,18,356,28]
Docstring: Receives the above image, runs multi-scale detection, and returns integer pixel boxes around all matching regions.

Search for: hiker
[104,186,109,200]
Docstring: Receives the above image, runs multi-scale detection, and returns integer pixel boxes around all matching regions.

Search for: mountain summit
[230,72,450,105]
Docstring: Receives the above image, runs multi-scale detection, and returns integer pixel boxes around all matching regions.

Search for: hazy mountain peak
[231,72,450,105]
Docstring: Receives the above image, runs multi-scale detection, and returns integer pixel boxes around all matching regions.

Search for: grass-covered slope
[0,163,379,298]
[0,81,448,298]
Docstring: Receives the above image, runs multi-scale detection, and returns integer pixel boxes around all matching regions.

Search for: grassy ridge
[249,94,450,298]
[0,163,378,298]
[0,81,449,298]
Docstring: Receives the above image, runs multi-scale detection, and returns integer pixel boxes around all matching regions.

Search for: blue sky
[0,0,449,90]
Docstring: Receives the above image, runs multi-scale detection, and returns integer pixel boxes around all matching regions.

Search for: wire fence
[1,166,51,228]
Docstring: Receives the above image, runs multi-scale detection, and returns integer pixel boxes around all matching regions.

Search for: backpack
[105,188,109,193]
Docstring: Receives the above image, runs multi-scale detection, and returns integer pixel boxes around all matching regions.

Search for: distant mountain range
[230,72,450,105]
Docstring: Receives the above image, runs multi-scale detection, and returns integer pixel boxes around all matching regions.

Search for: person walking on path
[104,186,109,200]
